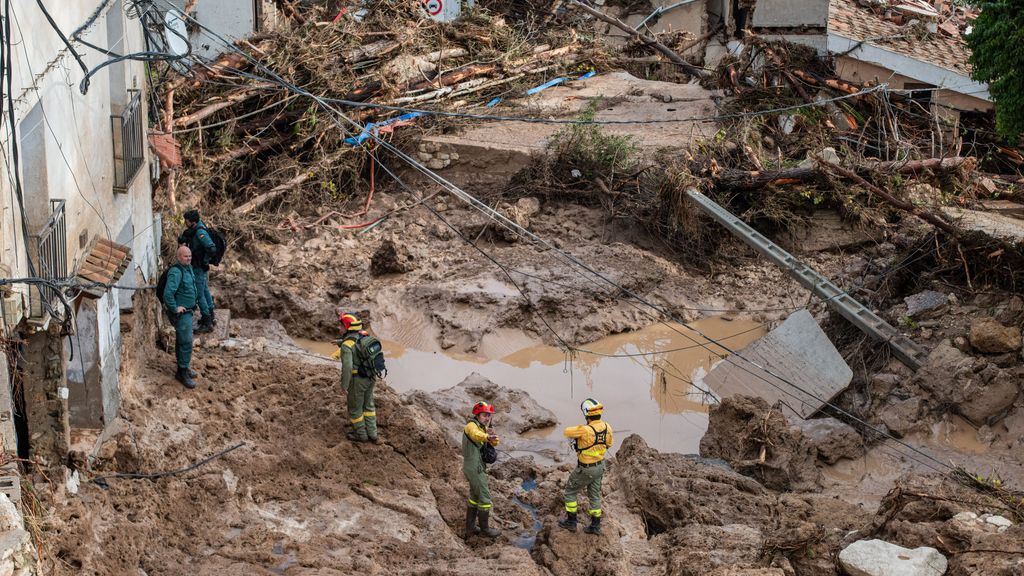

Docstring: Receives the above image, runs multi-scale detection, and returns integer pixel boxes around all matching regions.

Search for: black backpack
[155,266,173,305]
[354,333,387,378]
[207,227,227,266]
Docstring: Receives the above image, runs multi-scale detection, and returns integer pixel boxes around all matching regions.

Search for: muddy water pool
[296,316,765,455]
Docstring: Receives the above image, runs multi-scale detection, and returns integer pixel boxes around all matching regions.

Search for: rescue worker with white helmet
[559,398,613,534]
[463,401,501,539]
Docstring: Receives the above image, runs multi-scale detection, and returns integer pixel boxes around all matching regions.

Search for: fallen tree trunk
[569,1,707,78]
[824,162,960,236]
[209,134,288,163]
[175,89,268,127]
[716,156,975,190]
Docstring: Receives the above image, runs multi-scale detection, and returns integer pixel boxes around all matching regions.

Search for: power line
[152,3,957,475]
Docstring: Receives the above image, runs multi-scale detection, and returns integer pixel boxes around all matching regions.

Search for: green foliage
[550,98,639,179]
[966,0,1024,141]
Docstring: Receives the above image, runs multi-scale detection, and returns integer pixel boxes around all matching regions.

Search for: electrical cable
[91,442,246,487]
[153,5,957,474]
[34,0,92,94]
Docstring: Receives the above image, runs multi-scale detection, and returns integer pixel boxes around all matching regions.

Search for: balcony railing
[28,200,67,320]
[111,89,145,192]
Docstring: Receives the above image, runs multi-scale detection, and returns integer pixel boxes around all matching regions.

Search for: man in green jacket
[163,246,199,389]
[463,401,500,540]
[178,210,217,334]
[337,313,378,443]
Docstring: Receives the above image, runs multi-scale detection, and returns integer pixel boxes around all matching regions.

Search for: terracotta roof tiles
[828,0,972,76]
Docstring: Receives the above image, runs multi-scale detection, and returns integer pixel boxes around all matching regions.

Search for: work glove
[331,348,342,361]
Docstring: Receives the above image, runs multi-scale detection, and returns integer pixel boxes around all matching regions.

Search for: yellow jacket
[564,420,613,464]
[464,420,499,447]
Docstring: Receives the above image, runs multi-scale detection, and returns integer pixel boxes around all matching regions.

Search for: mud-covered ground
[34,180,1024,575]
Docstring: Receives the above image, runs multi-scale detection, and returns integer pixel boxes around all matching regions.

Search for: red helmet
[472,401,494,416]
[339,312,362,331]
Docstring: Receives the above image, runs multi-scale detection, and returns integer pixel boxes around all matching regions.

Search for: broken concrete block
[703,309,852,419]
[371,238,416,275]
[969,318,1022,353]
[838,539,947,576]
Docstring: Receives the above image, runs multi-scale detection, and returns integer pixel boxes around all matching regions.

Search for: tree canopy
[966,0,1024,142]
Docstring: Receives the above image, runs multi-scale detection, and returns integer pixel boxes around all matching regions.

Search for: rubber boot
[210,308,218,326]
[187,368,198,378]
[558,512,577,532]
[346,431,367,443]
[176,368,196,389]
[195,315,214,334]
[583,515,602,534]
[477,510,500,538]
[464,506,478,540]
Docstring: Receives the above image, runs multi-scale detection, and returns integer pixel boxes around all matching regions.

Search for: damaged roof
[828,0,972,77]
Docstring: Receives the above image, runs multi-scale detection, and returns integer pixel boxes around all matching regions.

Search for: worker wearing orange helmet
[462,401,501,539]
[336,312,379,443]
[559,398,613,535]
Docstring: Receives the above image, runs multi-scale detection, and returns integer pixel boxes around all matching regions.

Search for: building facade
[0,0,159,487]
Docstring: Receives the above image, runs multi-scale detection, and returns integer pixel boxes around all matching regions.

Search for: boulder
[796,417,864,464]
[877,397,923,437]
[969,318,1022,354]
[370,238,417,275]
[838,539,947,576]
[497,197,541,243]
[956,369,1019,425]
[700,395,820,491]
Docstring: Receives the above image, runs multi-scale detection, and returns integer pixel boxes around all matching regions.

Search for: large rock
[615,435,779,532]
[956,368,1020,425]
[839,539,947,576]
[969,318,1022,354]
[878,397,923,437]
[370,238,417,275]
[796,417,865,464]
[700,395,820,491]
[402,373,557,453]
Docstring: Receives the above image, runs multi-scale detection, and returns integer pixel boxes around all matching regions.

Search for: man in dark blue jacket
[164,246,199,389]
[178,209,217,334]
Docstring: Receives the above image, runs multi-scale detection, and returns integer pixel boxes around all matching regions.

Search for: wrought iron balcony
[27,200,67,320]
[111,89,145,192]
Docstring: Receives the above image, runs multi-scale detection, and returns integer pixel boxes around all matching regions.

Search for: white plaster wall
[0,0,156,327]
[164,0,257,60]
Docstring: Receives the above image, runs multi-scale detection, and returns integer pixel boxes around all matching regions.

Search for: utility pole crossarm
[685,189,928,370]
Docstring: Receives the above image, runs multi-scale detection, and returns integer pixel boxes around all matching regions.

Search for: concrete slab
[943,207,1024,244]
[779,210,882,253]
[416,72,720,190]
[703,309,853,419]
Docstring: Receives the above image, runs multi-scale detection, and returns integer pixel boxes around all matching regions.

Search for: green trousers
[347,375,377,440]
[174,311,194,369]
[564,461,604,517]
[464,465,492,510]
[193,267,214,317]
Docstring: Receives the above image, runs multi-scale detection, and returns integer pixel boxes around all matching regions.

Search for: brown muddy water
[296,316,766,455]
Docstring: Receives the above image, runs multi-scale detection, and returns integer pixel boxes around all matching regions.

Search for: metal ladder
[686,189,928,370]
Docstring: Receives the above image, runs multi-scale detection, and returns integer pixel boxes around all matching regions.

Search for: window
[111,89,145,192]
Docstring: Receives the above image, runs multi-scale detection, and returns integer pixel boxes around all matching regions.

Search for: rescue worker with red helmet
[463,401,501,539]
[336,312,378,443]
[559,398,613,535]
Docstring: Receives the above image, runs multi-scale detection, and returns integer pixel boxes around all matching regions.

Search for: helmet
[472,401,495,416]
[581,398,603,417]
[339,312,362,331]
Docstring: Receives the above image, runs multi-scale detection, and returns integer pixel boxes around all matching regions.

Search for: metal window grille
[28,200,67,319]
[111,89,145,192]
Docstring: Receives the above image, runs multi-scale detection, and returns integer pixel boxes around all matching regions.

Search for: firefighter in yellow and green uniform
[336,313,378,443]
[463,401,500,539]
[559,398,613,534]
